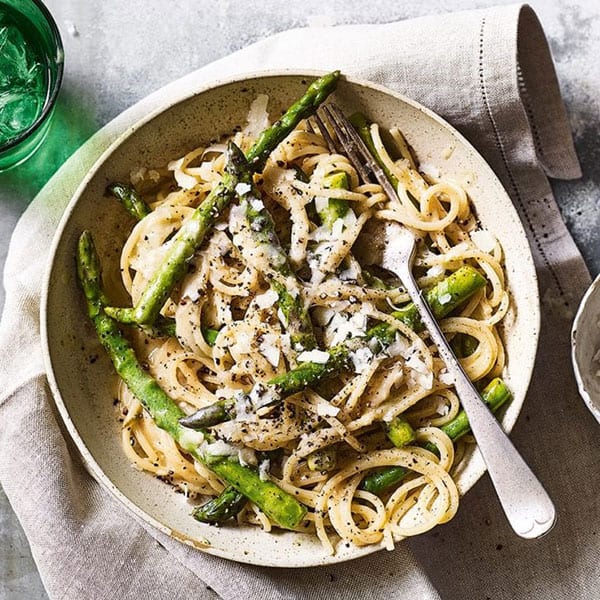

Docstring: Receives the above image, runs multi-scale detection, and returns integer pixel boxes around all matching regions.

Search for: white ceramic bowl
[41,71,540,567]
[571,274,600,424]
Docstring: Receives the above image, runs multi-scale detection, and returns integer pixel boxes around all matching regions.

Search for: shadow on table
[553,98,600,276]
[0,86,97,205]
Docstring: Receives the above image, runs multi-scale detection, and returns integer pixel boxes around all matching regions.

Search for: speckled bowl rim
[41,69,540,567]
[571,274,600,423]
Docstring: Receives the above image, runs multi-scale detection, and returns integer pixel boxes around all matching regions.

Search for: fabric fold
[0,4,594,600]
[516,6,581,180]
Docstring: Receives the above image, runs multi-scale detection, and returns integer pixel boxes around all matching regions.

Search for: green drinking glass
[0,0,63,171]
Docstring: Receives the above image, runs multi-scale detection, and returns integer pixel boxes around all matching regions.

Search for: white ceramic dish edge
[571,274,600,424]
[41,70,540,567]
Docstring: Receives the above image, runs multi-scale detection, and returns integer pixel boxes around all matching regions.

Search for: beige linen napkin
[1,4,597,599]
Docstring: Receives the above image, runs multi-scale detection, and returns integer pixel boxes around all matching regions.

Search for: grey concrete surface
[0,1,598,598]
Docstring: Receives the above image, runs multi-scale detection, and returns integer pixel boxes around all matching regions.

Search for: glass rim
[0,0,64,154]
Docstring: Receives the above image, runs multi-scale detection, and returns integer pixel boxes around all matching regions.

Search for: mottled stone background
[0,1,598,598]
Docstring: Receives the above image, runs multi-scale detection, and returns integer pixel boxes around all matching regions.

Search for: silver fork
[315,104,556,539]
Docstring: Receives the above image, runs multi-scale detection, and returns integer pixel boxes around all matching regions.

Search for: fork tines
[309,112,340,155]
[316,104,400,203]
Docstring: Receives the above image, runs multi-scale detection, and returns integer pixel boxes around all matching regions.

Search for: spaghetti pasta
[111,95,509,554]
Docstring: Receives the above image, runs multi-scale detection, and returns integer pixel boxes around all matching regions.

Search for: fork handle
[399,269,556,539]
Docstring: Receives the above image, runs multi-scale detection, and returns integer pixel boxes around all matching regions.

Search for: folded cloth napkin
[1,4,597,599]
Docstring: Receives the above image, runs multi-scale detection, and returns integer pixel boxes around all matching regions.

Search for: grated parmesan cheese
[419,163,441,179]
[438,293,452,305]
[231,331,252,355]
[234,392,254,422]
[438,369,455,386]
[259,333,281,367]
[325,310,368,347]
[178,428,205,450]
[405,350,434,390]
[242,94,270,143]
[331,218,345,240]
[387,334,411,358]
[316,401,340,417]
[248,383,280,409]
[249,197,264,211]
[228,203,246,233]
[255,288,278,309]
[297,349,330,364]
[339,261,361,282]
[426,264,445,278]
[203,439,237,457]
[314,196,329,213]
[350,346,374,374]
[470,229,496,253]
[258,458,271,481]
[235,182,251,196]
[277,307,288,328]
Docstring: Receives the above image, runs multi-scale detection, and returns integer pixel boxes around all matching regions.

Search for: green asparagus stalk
[77,231,307,529]
[107,183,151,221]
[105,71,341,326]
[179,266,486,429]
[105,165,239,326]
[360,377,511,495]
[450,333,479,358]
[203,327,220,346]
[432,377,510,445]
[140,316,183,338]
[318,171,350,229]
[106,184,221,347]
[366,266,485,342]
[349,113,400,191]
[360,416,416,496]
[385,416,416,448]
[247,70,340,172]
[307,446,337,472]
[228,143,317,351]
[360,466,408,496]
[349,112,421,207]
[205,456,306,529]
[192,486,247,524]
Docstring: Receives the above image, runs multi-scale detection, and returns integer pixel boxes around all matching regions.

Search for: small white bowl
[572,274,600,424]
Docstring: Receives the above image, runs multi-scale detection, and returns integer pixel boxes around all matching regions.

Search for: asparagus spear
[451,333,479,358]
[360,466,408,496]
[107,183,151,221]
[349,113,400,191]
[359,416,416,496]
[203,327,220,346]
[105,71,341,326]
[247,70,340,172]
[349,112,421,207]
[77,231,307,529]
[179,266,486,429]
[228,143,317,351]
[192,486,247,524]
[360,377,511,495]
[307,445,337,472]
[385,416,416,448]
[366,266,484,341]
[317,171,350,229]
[105,164,239,326]
[107,179,223,347]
